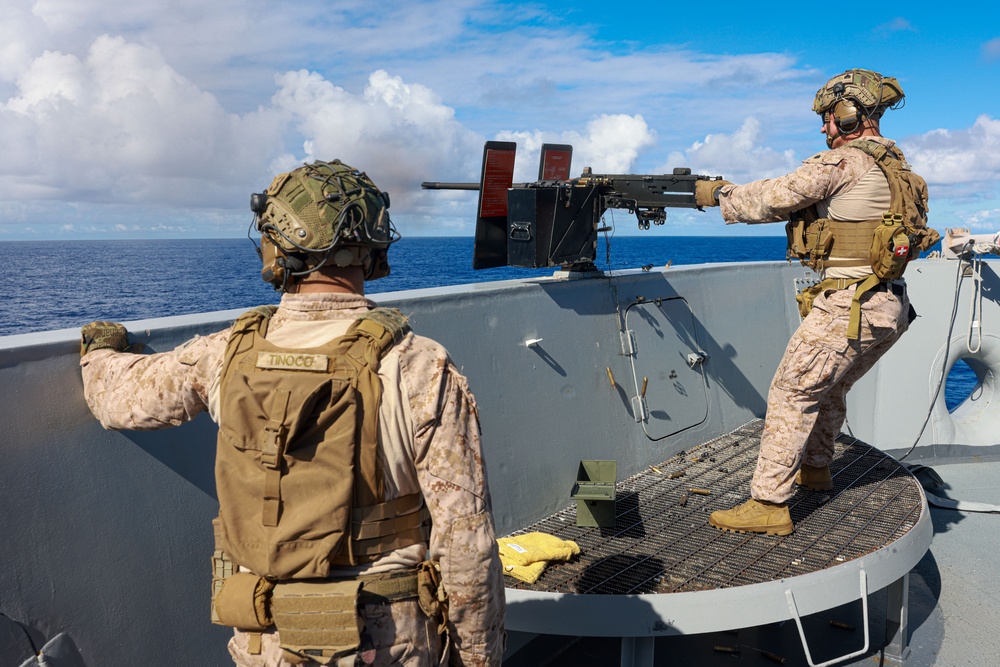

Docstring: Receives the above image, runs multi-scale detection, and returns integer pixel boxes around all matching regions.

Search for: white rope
[967,252,984,353]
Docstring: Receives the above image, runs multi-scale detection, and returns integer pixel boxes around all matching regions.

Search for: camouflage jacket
[80,292,506,666]
[718,136,898,224]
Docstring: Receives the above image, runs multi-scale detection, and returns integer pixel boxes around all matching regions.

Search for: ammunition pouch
[786,208,831,271]
[271,579,364,665]
[795,282,826,320]
[214,572,275,631]
[416,560,450,631]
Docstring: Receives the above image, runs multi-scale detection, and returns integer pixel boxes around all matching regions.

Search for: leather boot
[708,498,793,536]
[796,464,834,491]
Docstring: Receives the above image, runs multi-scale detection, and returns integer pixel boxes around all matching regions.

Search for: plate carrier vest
[214,306,431,581]
[785,139,940,337]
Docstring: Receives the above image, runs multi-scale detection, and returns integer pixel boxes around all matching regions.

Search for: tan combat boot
[796,464,834,491]
[708,499,793,536]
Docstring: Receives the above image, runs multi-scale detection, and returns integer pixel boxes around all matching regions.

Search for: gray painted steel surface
[1,258,998,665]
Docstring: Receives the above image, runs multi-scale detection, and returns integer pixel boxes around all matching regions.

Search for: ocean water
[0,236,788,336]
[1,235,974,409]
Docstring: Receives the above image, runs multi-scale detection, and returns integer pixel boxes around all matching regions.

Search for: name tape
[256,352,330,372]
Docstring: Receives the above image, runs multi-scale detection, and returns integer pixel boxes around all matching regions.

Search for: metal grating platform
[505,420,925,597]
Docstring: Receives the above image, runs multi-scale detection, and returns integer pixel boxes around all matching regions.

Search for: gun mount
[422,141,725,270]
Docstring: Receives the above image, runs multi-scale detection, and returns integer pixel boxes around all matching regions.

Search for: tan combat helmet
[250,160,399,290]
[813,68,905,142]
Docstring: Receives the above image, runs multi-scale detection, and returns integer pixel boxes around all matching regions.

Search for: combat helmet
[813,68,905,145]
[251,160,399,290]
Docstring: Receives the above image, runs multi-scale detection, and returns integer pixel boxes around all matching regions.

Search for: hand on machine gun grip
[695,179,733,208]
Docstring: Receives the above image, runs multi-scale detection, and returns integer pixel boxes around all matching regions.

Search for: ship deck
[505,454,1000,666]
[505,420,924,598]
[502,420,938,666]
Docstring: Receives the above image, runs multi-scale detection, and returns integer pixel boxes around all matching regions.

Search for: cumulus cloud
[903,115,1000,186]
[495,114,657,181]
[657,117,799,182]
[0,35,282,209]
[271,69,483,203]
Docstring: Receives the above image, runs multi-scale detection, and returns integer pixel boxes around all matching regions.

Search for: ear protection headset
[829,82,863,133]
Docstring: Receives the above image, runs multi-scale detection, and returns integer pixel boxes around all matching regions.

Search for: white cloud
[0,35,283,212]
[955,208,1000,231]
[270,69,485,215]
[903,115,1000,186]
[657,117,800,182]
[495,114,657,181]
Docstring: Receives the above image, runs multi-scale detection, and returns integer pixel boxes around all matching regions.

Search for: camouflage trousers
[751,283,910,504]
[227,599,446,667]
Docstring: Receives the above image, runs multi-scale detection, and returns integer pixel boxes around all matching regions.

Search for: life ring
[930,334,1000,445]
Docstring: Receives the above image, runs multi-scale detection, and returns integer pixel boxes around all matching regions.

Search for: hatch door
[622,296,709,440]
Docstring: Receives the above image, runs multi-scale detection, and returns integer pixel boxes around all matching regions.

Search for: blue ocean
[0,235,973,409]
[0,235,788,335]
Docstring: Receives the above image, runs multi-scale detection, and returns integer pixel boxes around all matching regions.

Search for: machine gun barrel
[421,182,481,190]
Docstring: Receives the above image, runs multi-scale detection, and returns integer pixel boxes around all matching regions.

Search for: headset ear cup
[832,99,861,133]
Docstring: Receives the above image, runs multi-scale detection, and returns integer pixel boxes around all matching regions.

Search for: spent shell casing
[688,487,711,495]
[829,620,856,631]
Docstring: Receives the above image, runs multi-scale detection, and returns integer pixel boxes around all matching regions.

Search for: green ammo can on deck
[571,460,617,527]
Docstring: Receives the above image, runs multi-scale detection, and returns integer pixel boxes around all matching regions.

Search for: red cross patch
[894,244,909,257]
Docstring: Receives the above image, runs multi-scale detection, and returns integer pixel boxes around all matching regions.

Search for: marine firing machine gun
[422,141,726,270]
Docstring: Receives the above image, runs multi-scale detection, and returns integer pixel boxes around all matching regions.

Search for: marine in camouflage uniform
[695,69,927,535]
[80,161,506,665]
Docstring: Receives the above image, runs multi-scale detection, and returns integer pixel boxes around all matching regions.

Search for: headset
[829,82,864,133]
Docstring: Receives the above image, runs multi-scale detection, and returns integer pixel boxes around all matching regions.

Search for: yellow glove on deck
[498,532,580,583]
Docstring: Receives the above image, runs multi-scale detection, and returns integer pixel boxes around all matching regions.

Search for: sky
[1,0,998,240]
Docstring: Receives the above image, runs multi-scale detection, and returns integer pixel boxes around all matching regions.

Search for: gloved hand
[80,321,139,356]
[695,179,733,208]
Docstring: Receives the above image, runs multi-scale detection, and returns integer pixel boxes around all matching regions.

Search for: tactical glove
[695,179,733,208]
[80,321,137,356]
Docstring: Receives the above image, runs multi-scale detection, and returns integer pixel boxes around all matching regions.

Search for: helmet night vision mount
[813,68,905,141]
[250,159,398,291]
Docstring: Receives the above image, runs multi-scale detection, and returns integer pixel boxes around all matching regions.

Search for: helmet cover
[253,160,399,287]
[812,68,905,117]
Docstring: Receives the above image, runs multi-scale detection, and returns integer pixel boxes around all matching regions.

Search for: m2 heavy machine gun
[422,141,726,270]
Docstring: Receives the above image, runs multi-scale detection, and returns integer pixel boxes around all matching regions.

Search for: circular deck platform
[503,420,932,636]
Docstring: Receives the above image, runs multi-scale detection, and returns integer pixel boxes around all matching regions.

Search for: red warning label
[479,149,516,218]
